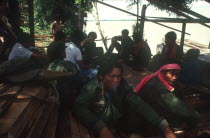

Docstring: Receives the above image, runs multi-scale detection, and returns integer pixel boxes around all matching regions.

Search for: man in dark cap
[81,32,98,65]
[112,29,134,63]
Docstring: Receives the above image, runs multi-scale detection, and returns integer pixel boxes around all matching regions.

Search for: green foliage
[20,26,29,33]
[132,22,140,34]
[127,0,142,10]
[127,0,197,14]
[63,20,74,41]
[154,0,197,9]
[132,22,144,39]
[33,0,93,39]
[75,0,93,12]
[18,0,93,40]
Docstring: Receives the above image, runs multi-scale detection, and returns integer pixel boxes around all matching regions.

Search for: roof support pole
[180,22,186,54]
[139,4,146,36]
[28,0,35,46]
[137,0,139,26]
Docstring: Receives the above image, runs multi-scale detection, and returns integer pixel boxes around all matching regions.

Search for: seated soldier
[81,32,98,64]
[112,29,134,63]
[73,61,176,138]
[47,41,84,108]
[180,49,202,85]
[103,37,122,63]
[134,64,200,128]
[132,32,151,71]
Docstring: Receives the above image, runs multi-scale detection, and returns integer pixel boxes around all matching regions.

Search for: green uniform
[139,77,200,127]
[114,36,134,61]
[47,60,83,107]
[47,60,79,75]
[73,78,169,134]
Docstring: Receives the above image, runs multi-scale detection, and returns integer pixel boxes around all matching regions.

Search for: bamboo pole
[92,1,108,50]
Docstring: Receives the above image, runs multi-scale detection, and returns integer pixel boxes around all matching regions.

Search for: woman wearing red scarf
[134,64,200,128]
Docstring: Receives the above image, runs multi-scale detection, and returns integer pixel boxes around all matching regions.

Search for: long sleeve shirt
[139,77,200,126]
[73,78,168,132]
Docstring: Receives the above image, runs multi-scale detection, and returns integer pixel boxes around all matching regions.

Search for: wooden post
[180,22,186,54]
[28,0,35,46]
[139,5,146,36]
[136,0,139,27]
[8,0,21,35]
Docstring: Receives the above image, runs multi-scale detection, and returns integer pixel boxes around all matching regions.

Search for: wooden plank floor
[122,64,151,89]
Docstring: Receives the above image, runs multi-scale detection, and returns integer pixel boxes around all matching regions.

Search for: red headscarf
[134,64,180,93]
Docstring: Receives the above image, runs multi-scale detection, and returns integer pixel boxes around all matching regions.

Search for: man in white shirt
[64,30,98,80]
[65,30,87,68]
[65,42,82,65]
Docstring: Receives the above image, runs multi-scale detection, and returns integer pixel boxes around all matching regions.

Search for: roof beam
[204,0,210,4]
[96,0,191,35]
[141,18,210,23]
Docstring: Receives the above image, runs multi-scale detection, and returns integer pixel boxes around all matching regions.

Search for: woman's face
[101,68,122,91]
[162,70,180,85]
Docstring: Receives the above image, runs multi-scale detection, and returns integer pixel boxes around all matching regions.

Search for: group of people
[0,23,203,137]
[108,29,185,73]
[106,29,151,71]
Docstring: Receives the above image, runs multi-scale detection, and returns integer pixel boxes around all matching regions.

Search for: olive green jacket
[139,77,200,126]
[73,78,168,132]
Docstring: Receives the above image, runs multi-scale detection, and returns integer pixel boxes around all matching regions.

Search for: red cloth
[163,43,178,59]
[134,64,180,93]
